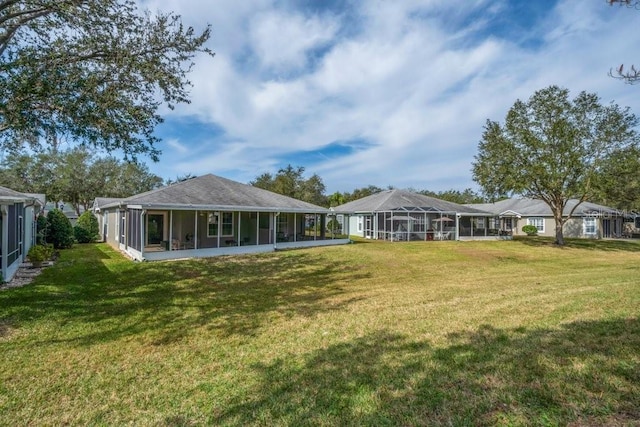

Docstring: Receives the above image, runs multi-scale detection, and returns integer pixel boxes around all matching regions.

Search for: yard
[1,238,639,425]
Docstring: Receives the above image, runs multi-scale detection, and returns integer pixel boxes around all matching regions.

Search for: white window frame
[527,217,545,233]
[583,217,597,235]
[357,216,363,232]
[208,211,234,237]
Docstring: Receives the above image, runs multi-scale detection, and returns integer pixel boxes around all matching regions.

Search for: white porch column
[1,205,8,278]
[169,210,173,250]
[237,211,241,246]
[256,212,260,245]
[194,210,198,249]
[273,212,279,248]
[140,210,146,256]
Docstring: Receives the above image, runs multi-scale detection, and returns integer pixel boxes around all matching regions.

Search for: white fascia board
[127,203,331,214]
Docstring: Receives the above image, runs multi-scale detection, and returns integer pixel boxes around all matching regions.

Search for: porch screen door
[147,214,164,245]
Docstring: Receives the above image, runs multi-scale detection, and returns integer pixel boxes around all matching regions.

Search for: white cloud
[165,138,189,154]
[140,0,640,194]
[249,10,338,72]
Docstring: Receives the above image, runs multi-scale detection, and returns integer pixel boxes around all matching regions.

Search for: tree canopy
[417,188,485,204]
[251,165,328,207]
[0,0,212,160]
[0,148,163,214]
[472,85,639,245]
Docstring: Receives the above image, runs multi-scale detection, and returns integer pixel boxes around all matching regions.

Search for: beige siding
[105,210,118,248]
[514,216,599,239]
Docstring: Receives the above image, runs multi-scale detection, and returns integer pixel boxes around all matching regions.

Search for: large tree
[591,145,640,211]
[0,0,212,160]
[472,85,639,245]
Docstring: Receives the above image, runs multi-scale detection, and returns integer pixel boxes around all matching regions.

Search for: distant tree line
[251,164,487,207]
[0,147,163,215]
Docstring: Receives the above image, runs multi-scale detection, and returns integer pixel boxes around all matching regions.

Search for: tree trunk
[553,210,565,245]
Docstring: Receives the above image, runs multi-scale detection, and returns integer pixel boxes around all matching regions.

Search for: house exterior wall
[23,204,36,258]
[348,215,364,238]
[513,216,605,239]
[104,209,119,249]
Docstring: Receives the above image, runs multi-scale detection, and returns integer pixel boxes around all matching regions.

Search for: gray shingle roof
[92,197,122,210]
[466,198,622,216]
[335,189,491,215]
[0,185,27,198]
[100,174,330,212]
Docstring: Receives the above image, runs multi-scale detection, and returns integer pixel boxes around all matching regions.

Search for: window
[527,217,544,233]
[357,217,363,232]
[208,212,234,237]
[583,217,597,235]
[277,213,289,232]
[474,217,485,229]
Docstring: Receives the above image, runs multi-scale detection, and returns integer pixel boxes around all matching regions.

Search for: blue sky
[139,0,640,194]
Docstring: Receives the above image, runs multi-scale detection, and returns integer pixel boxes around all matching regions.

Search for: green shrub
[74,225,93,243]
[47,209,74,249]
[522,224,538,236]
[74,211,100,243]
[27,244,54,263]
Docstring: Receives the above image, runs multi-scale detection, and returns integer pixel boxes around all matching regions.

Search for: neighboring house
[334,189,498,241]
[43,202,85,225]
[92,197,121,242]
[92,174,351,261]
[1,186,44,282]
[467,198,625,239]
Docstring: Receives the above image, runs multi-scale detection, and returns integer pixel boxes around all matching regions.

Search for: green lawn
[1,238,639,426]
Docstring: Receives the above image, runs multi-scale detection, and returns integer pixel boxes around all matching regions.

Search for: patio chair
[171,239,181,250]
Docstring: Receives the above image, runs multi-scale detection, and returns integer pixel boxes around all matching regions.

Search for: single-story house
[334,189,501,241]
[1,186,43,282]
[466,198,625,239]
[92,174,351,261]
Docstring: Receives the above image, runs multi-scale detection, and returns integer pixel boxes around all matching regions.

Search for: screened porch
[361,208,461,241]
[121,208,349,261]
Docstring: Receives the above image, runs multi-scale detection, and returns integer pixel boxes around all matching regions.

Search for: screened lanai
[94,174,350,261]
[359,207,461,241]
[335,189,495,241]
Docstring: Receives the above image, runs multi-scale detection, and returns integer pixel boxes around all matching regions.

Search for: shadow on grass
[211,318,640,426]
[0,244,371,345]
[514,236,640,252]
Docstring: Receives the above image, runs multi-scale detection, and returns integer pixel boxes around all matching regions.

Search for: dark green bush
[74,211,99,243]
[47,209,74,249]
[522,224,538,236]
[73,225,93,243]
